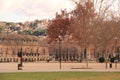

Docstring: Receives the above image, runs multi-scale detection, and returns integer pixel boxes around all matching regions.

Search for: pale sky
[0,0,75,22]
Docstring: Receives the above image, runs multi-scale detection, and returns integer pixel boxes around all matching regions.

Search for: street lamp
[58,35,61,70]
[115,37,118,69]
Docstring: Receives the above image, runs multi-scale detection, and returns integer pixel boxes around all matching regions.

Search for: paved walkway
[0,62,120,73]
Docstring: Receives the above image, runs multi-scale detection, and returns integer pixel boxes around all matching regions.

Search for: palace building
[0,34,119,63]
[0,34,49,62]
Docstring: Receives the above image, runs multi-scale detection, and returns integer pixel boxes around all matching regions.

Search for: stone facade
[0,34,119,63]
[0,34,49,62]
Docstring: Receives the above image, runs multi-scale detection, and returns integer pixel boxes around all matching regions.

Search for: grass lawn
[0,72,120,80]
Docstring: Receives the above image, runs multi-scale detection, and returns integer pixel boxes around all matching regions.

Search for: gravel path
[0,62,120,73]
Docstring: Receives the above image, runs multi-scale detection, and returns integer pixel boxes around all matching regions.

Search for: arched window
[43,49,45,55]
[2,38,4,41]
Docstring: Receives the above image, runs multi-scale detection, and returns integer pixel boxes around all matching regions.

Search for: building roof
[0,34,46,46]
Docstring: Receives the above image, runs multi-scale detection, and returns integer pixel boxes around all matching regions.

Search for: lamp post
[115,37,118,69]
[58,35,61,70]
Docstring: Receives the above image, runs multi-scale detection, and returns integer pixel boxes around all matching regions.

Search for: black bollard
[110,63,112,68]
[18,49,22,70]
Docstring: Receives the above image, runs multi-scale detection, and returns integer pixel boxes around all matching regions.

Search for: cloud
[0,0,75,22]
[19,0,74,16]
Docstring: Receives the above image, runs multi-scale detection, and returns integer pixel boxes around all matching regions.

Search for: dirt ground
[0,62,120,72]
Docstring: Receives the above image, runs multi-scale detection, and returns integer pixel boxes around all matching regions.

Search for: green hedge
[110,57,116,63]
[99,57,105,63]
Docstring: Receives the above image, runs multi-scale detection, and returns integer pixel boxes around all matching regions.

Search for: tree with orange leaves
[69,0,96,65]
[47,10,70,43]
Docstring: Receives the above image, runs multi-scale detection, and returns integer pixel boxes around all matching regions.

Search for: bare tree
[91,0,117,69]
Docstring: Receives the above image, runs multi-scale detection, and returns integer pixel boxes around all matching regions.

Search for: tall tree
[92,0,117,69]
[69,0,96,67]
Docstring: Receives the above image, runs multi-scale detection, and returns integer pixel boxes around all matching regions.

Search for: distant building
[0,34,119,63]
[0,34,49,62]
